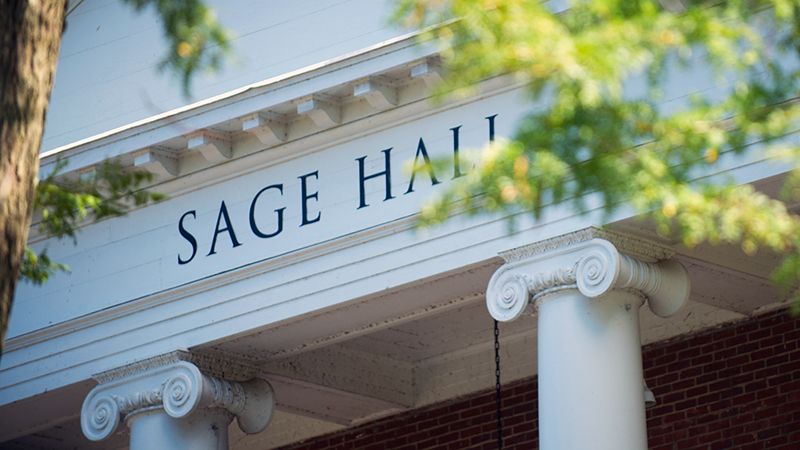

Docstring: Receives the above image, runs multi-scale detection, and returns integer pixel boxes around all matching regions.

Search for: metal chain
[495,319,503,449]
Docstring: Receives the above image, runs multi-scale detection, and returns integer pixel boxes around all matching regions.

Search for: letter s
[178,211,197,265]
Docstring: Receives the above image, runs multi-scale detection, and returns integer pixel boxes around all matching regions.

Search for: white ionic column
[486,228,690,450]
[128,407,233,450]
[81,350,275,450]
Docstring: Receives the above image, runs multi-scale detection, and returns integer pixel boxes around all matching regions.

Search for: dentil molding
[81,360,274,441]
[487,228,690,322]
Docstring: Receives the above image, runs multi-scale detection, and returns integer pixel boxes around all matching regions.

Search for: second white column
[485,228,690,450]
[537,288,647,449]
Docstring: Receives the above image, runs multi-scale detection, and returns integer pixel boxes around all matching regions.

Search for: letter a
[405,138,441,194]
[208,201,242,256]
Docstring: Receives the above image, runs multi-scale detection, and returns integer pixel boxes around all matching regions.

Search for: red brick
[650,404,674,417]
[754,365,779,379]
[743,419,769,433]
[664,412,686,423]
[699,431,723,444]
[756,387,778,400]
[736,322,759,335]
[757,427,780,440]
[725,334,749,347]
[689,334,711,346]
[713,328,736,341]
[744,380,768,393]
[719,366,742,378]
[730,372,755,385]
[655,353,678,367]
[731,412,754,426]
[687,385,708,397]
[731,393,756,406]
[778,400,800,415]
[733,433,757,445]
[710,438,733,449]
[657,372,680,386]
[774,341,798,355]
[667,360,692,372]
[675,399,698,411]
[697,373,718,384]
[770,414,793,427]
[691,354,714,366]
[719,387,744,399]
[788,349,800,361]
[663,391,686,403]
[672,379,694,391]
[704,361,726,373]
[715,348,738,361]
[760,396,780,408]
[771,322,796,335]
[758,335,783,348]
[780,381,800,394]
[644,346,666,358]
[687,405,711,417]
[748,329,771,341]
[699,392,722,404]
[759,314,785,329]
[679,347,702,359]
[766,354,790,367]
[742,360,766,373]
[726,355,750,367]
[679,366,703,379]
[754,407,778,421]
[750,348,774,361]
[662,429,688,441]
[784,329,800,341]
[781,361,800,374]
[667,341,691,353]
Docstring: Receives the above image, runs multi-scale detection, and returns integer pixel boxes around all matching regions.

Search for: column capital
[486,227,690,322]
[81,353,275,442]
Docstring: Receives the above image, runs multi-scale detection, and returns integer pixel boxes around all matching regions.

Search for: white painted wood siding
[44,0,403,152]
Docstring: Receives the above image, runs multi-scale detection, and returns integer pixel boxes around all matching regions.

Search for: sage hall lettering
[176,115,498,265]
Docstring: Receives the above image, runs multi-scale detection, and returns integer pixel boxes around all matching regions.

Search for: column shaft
[128,408,232,450]
[537,289,646,450]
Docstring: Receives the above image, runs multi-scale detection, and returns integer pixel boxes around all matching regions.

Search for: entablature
[36,36,449,218]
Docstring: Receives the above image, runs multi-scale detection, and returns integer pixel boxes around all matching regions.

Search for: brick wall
[644,310,800,450]
[275,309,800,450]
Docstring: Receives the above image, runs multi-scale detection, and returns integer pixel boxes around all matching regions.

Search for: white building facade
[0,1,795,449]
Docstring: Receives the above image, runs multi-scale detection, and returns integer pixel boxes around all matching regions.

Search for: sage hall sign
[176,114,499,265]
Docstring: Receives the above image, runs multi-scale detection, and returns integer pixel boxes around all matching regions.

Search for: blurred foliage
[123,0,233,95]
[392,0,800,302]
[21,161,165,285]
[21,0,227,283]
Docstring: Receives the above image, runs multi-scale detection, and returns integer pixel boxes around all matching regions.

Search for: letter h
[356,148,394,209]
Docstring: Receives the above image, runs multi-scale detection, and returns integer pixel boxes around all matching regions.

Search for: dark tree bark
[0,0,67,357]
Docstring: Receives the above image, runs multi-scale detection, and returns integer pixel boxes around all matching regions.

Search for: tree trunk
[0,0,67,358]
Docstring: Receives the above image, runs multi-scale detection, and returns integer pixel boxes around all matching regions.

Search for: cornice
[37,35,443,184]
